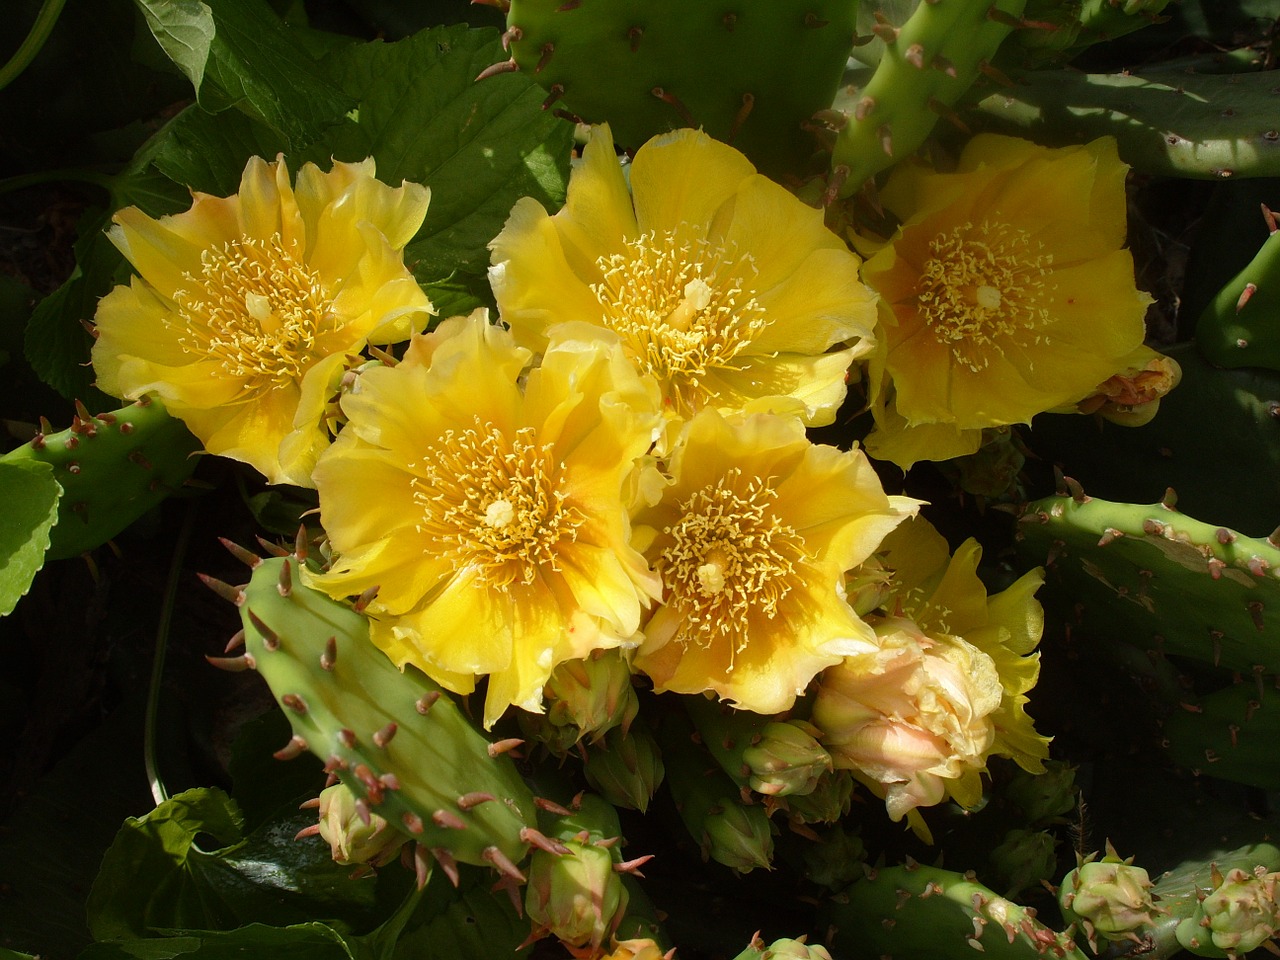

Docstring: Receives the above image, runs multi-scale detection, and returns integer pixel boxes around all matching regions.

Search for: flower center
[658,468,807,666]
[172,233,337,390]
[590,229,769,413]
[915,221,1054,373]
[410,420,583,587]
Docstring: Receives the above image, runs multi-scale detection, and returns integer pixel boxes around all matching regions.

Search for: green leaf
[319,24,573,286]
[0,459,60,616]
[132,0,215,92]
[142,102,289,196]
[86,786,397,940]
[77,922,357,960]
[133,0,354,146]
[87,788,247,941]
[23,205,125,403]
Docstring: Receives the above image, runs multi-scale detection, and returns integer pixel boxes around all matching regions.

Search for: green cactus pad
[824,862,1089,959]
[1018,490,1280,676]
[233,555,538,878]
[1,398,200,560]
[830,0,1027,196]
[970,62,1280,179]
[1163,678,1280,790]
[500,0,856,176]
[1024,342,1280,539]
[1196,211,1280,373]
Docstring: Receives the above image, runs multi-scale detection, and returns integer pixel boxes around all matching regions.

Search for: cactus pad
[1,398,200,560]
[1018,490,1280,676]
[227,554,539,880]
[499,0,857,175]
[825,862,1089,959]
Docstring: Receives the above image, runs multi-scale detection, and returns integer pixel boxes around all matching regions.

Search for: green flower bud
[526,839,629,953]
[544,650,640,744]
[703,799,775,874]
[732,934,834,960]
[1176,866,1280,958]
[1004,760,1078,825]
[1059,843,1163,946]
[582,722,665,812]
[783,769,854,826]
[799,822,866,891]
[742,721,833,797]
[316,783,407,868]
[990,828,1058,898]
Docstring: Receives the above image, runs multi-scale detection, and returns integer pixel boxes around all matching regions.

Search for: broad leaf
[78,923,357,960]
[132,0,353,146]
[87,787,394,940]
[0,459,60,617]
[319,24,574,291]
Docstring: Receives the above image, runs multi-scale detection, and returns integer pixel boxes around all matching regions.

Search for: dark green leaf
[77,922,356,960]
[87,788,247,941]
[319,24,573,285]
[86,786,396,940]
[132,0,215,92]
[133,0,354,147]
[0,459,61,617]
[23,206,125,404]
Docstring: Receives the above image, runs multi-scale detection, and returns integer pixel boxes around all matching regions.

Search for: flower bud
[742,720,832,797]
[990,828,1058,898]
[601,938,671,960]
[582,722,665,812]
[525,839,629,953]
[1059,843,1163,946]
[544,649,640,744]
[1176,865,1280,958]
[316,783,407,867]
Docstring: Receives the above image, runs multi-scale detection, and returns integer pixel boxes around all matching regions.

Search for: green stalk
[0,0,70,92]
[144,499,196,806]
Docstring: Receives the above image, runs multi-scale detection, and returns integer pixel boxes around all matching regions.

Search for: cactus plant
[1018,487,1280,677]
[827,0,1028,197]
[824,861,1090,959]
[493,0,857,175]
[216,552,542,883]
[0,397,200,559]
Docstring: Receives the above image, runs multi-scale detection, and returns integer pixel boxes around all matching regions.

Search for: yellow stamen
[659,468,807,666]
[916,221,1054,373]
[172,233,337,391]
[411,421,583,587]
[590,229,769,413]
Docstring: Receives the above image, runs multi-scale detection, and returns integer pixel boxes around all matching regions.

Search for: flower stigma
[915,221,1054,373]
[410,421,583,587]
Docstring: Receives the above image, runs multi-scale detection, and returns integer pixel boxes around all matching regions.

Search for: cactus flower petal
[306,312,663,728]
[489,124,877,429]
[92,155,434,485]
[858,134,1152,468]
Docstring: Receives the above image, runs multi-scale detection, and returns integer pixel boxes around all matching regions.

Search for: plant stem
[145,499,197,807]
[0,0,70,92]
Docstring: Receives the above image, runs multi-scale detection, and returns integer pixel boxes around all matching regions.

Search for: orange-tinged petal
[857,135,1151,467]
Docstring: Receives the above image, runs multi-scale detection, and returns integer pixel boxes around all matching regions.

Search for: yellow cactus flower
[489,125,877,429]
[812,517,1049,822]
[632,409,917,715]
[858,134,1152,468]
[305,311,663,728]
[92,155,434,485]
